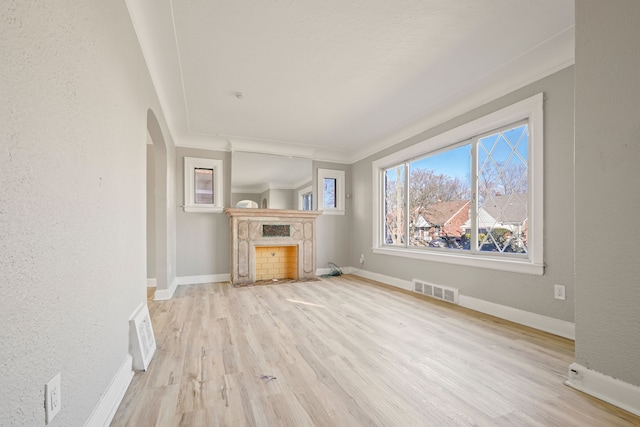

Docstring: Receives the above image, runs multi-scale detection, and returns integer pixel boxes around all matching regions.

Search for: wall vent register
[413,279,459,304]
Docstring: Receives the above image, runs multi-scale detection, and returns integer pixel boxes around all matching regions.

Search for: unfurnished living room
[2,1,640,426]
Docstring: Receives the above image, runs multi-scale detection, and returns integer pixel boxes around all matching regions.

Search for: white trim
[373,247,544,276]
[176,274,231,286]
[146,278,157,287]
[458,295,574,339]
[153,278,177,300]
[183,157,224,213]
[184,205,224,213]
[316,266,353,276]
[566,363,640,417]
[154,276,231,300]
[351,268,413,291]
[320,209,345,216]
[351,268,573,339]
[317,168,345,214]
[297,185,313,210]
[372,93,544,274]
[83,355,133,427]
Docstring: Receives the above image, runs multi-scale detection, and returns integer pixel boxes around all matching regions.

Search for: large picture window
[373,94,543,275]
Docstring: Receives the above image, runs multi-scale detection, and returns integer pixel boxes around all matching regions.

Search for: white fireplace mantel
[224,208,321,286]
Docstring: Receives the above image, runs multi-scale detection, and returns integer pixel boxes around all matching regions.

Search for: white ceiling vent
[129,303,157,371]
[412,279,459,304]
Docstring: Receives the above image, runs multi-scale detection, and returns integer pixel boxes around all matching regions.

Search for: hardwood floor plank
[111,276,640,426]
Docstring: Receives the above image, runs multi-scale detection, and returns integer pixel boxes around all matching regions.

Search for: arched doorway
[146,109,170,297]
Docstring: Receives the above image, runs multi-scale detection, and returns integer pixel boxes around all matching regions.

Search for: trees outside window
[383,123,528,255]
[373,94,543,274]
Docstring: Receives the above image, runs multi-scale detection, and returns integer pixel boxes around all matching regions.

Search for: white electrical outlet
[45,373,61,424]
[554,284,566,300]
[359,254,364,264]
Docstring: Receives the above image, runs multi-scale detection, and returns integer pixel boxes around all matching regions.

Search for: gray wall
[175,147,231,277]
[0,1,174,425]
[147,144,156,279]
[314,161,353,269]
[268,188,295,209]
[574,0,640,386]
[350,66,575,322]
[175,155,352,276]
[147,108,177,293]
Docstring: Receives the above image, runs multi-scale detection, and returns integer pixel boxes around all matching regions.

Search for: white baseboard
[154,278,177,301]
[83,355,134,427]
[154,275,230,300]
[351,268,575,339]
[146,278,157,287]
[566,363,640,416]
[351,268,413,291]
[316,265,353,276]
[176,273,230,286]
[458,294,575,340]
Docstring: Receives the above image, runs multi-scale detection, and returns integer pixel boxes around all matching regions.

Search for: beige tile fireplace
[224,208,321,286]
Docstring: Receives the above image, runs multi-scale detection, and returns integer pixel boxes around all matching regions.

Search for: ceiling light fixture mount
[233,91,244,100]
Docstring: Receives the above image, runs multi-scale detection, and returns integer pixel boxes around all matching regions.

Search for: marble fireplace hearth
[224,208,321,286]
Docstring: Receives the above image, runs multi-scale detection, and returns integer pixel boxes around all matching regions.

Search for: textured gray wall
[0,1,174,425]
[574,0,640,386]
[175,147,231,277]
[350,66,575,321]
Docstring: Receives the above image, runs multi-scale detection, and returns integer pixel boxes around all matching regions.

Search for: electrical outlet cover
[45,373,61,424]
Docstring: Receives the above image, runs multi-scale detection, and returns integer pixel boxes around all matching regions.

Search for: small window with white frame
[317,168,345,214]
[372,93,543,275]
[184,157,224,213]
[297,185,313,210]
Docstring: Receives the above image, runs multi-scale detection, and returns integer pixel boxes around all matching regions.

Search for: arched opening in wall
[262,198,268,208]
[146,130,156,287]
[147,109,169,296]
[236,200,259,208]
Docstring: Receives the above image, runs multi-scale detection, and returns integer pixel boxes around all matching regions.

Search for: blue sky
[386,124,528,182]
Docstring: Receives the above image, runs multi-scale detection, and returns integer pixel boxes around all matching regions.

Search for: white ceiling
[127,0,574,163]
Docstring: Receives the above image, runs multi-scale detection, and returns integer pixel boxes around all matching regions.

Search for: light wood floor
[111,275,640,426]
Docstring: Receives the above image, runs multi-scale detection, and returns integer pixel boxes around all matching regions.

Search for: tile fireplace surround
[224,208,322,286]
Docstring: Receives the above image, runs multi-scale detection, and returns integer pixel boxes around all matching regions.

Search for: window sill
[373,247,544,275]
[183,206,224,213]
[319,209,345,216]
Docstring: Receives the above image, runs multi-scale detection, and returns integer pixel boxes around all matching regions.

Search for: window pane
[194,168,214,204]
[477,124,528,253]
[323,178,337,208]
[302,192,312,210]
[408,144,471,249]
[384,165,406,245]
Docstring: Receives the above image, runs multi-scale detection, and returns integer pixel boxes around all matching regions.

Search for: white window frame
[297,185,313,210]
[183,157,224,213]
[372,93,543,275]
[318,168,345,215]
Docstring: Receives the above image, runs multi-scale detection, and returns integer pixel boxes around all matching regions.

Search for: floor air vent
[412,279,459,304]
[130,303,156,371]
